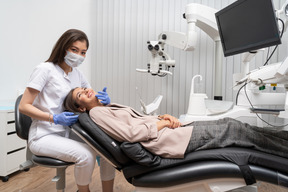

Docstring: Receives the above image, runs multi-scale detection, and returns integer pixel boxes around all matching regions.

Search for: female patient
[64,87,288,159]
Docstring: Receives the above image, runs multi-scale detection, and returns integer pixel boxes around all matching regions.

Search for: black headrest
[15,95,32,140]
[78,113,131,165]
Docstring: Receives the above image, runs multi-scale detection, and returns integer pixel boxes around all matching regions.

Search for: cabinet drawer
[7,112,15,122]
[6,148,26,175]
[6,122,15,133]
[6,112,15,133]
[6,133,26,153]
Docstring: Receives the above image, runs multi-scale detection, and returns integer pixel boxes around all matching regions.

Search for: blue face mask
[64,51,85,68]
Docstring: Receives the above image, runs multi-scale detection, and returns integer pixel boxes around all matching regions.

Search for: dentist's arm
[19,88,52,122]
[19,87,78,126]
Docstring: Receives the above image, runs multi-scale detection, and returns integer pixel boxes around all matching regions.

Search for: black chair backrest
[15,95,32,140]
[77,113,131,165]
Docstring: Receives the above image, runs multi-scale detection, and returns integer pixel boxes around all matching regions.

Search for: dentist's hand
[96,87,111,105]
[53,112,79,126]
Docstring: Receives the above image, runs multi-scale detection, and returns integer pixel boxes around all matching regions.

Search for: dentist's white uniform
[27,62,115,185]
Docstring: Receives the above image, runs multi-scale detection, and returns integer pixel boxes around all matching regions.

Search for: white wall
[0,0,94,102]
[93,0,288,118]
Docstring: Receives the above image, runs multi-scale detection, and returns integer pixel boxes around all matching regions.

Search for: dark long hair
[63,88,81,113]
[46,29,89,64]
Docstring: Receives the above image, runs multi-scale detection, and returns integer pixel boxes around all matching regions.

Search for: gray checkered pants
[185,118,288,158]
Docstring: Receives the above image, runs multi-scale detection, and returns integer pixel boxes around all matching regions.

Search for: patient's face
[73,87,102,111]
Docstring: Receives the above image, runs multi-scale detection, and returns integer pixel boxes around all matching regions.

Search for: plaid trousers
[185,117,288,158]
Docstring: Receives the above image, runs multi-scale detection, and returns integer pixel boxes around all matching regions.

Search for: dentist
[19,29,115,192]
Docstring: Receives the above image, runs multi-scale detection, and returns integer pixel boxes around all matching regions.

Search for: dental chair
[15,95,74,192]
[72,112,288,192]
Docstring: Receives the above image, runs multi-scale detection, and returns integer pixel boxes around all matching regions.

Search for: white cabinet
[0,107,27,182]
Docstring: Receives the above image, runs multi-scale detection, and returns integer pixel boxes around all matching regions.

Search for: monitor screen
[215,0,281,57]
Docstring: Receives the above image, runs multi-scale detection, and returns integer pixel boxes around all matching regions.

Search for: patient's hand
[158,114,182,129]
[157,119,171,131]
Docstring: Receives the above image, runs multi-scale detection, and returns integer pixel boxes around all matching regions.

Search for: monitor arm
[136,3,220,77]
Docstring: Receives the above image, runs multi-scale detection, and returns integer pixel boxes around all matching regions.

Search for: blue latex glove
[96,87,111,105]
[53,112,79,126]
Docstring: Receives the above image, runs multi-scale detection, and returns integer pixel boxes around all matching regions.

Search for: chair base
[135,178,258,192]
[32,155,74,192]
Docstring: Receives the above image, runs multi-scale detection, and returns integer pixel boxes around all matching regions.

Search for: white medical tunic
[27,62,90,143]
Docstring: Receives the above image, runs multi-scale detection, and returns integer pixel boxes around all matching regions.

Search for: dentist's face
[73,87,102,111]
[67,40,87,57]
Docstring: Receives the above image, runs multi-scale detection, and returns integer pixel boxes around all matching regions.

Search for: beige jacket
[89,103,193,158]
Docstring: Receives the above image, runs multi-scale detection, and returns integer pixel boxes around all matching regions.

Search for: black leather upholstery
[15,95,32,140]
[122,147,288,187]
[32,156,74,167]
[74,112,288,189]
[121,142,161,167]
[72,121,127,169]
[75,113,131,165]
[130,160,288,188]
